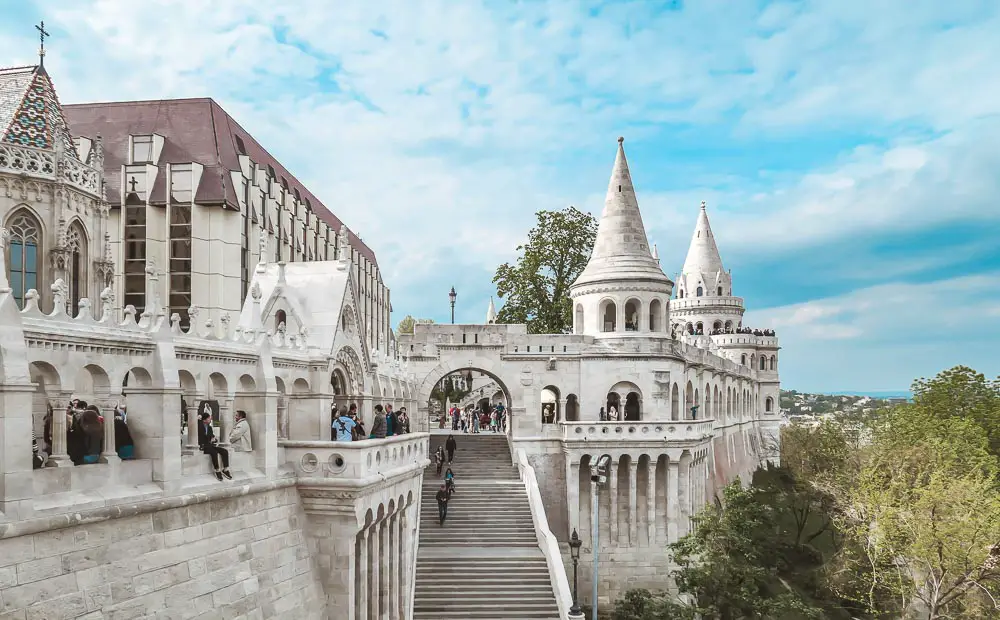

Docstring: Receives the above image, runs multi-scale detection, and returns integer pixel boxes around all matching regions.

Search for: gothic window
[765,397,774,413]
[6,210,41,309]
[123,197,147,319]
[170,205,192,330]
[759,355,766,371]
[696,286,703,297]
[741,353,747,365]
[275,309,287,332]
[66,222,87,316]
[770,355,777,371]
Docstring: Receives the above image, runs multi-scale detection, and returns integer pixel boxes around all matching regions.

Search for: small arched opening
[275,309,287,332]
[574,304,584,335]
[600,300,617,333]
[713,320,722,332]
[624,299,640,332]
[606,392,621,419]
[765,396,774,413]
[717,286,723,296]
[565,394,580,421]
[541,386,560,424]
[671,383,680,421]
[648,298,662,332]
[741,353,747,365]
[770,355,777,371]
[759,355,767,371]
[696,286,703,297]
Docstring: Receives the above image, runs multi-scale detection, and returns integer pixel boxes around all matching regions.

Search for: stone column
[609,459,619,546]
[99,398,121,464]
[371,520,380,620]
[381,519,389,620]
[398,510,407,619]
[357,527,369,620]
[646,458,656,545]
[666,459,680,543]
[628,459,638,545]
[277,397,288,440]
[388,512,398,619]
[218,398,233,448]
[183,396,200,455]
[567,459,581,537]
[48,395,72,467]
[680,460,691,535]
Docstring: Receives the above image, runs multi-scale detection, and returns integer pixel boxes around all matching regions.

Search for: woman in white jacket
[229,410,253,452]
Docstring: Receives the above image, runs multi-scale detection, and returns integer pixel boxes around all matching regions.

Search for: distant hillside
[780,389,908,417]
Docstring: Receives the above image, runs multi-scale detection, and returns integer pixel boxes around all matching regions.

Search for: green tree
[910,366,1000,458]
[492,206,597,334]
[397,315,433,335]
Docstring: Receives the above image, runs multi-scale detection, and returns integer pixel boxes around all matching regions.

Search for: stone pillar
[277,397,288,440]
[183,397,200,454]
[380,519,389,620]
[646,458,656,545]
[679,459,691,536]
[388,512,398,619]
[218,398,233,448]
[358,527,369,620]
[666,459,680,543]
[398,510,407,619]
[567,459,581,536]
[99,398,121,464]
[628,459,638,545]
[371,520,380,620]
[609,459,619,546]
[48,395,72,466]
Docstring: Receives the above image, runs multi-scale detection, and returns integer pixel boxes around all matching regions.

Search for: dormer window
[132,136,153,164]
[170,164,193,202]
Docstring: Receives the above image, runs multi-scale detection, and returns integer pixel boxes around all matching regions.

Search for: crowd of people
[440,402,507,434]
[331,402,411,442]
[33,399,135,469]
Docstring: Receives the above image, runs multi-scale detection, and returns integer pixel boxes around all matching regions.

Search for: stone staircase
[413,433,562,619]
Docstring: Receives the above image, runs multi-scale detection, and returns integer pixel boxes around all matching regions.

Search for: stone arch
[765,396,774,413]
[648,298,663,332]
[5,205,44,309]
[238,374,257,392]
[72,363,111,403]
[704,383,712,420]
[540,385,559,423]
[207,371,229,399]
[713,320,722,332]
[415,358,517,433]
[696,286,703,297]
[565,393,579,421]
[275,309,287,332]
[609,381,642,421]
[685,380,694,419]
[65,218,89,317]
[275,376,287,395]
[574,304,584,335]
[293,377,309,394]
[724,320,733,331]
[124,367,153,389]
[334,346,364,396]
[599,298,617,332]
[695,321,703,334]
[671,382,680,421]
[623,298,641,332]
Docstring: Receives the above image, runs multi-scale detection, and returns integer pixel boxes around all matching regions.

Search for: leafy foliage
[492,206,597,334]
[396,315,433,335]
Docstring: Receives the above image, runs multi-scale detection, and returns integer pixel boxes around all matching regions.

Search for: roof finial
[700,200,707,210]
[617,136,624,144]
[35,21,50,67]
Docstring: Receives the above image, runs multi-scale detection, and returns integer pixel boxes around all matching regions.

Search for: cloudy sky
[3,1,998,393]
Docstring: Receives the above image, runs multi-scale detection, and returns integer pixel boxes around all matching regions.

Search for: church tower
[671,201,742,336]
[569,137,673,336]
[0,34,109,317]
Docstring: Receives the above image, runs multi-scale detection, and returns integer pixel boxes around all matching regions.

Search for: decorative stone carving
[250,281,262,301]
[51,278,67,313]
[0,226,9,292]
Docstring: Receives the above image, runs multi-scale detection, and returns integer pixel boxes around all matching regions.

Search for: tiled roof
[0,64,78,157]
[62,98,377,267]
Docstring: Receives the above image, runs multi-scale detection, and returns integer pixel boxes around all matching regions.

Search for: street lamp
[449,286,457,324]
[590,454,611,620]
[568,529,584,618]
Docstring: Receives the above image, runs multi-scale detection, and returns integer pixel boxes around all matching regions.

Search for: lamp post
[590,455,611,620]
[568,529,584,619]
[449,286,457,324]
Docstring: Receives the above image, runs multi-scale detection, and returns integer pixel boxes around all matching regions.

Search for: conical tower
[671,201,742,337]
[485,297,497,324]
[569,138,673,336]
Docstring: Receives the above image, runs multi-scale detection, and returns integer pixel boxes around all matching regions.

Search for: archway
[540,386,559,424]
[606,392,621,419]
[419,366,514,435]
[565,394,579,421]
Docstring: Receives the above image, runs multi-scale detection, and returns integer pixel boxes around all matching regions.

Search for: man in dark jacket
[198,412,232,481]
[445,435,457,464]
[436,484,449,525]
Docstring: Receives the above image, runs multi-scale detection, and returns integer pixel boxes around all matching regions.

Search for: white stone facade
[398,138,782,606]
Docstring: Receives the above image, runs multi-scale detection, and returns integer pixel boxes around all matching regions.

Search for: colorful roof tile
[0,64,77,157]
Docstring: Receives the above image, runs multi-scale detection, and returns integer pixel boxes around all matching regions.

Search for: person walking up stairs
[414,433,561,619]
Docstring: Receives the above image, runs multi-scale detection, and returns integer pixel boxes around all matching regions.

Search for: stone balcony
[560,420,716,445]
[0,142,102,196]
[281,433,430,486]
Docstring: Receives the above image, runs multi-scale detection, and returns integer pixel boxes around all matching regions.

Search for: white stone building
[399,136,782,605]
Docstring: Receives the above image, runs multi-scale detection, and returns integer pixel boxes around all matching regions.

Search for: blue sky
[3,1,999,393]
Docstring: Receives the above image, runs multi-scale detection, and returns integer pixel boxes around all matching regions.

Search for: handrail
[516,448,572,620]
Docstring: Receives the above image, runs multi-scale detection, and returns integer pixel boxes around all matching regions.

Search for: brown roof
[62,97,377,267]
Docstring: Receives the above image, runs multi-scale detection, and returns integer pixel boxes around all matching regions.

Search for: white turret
[672,202,742,336]
[486,297,497,324]
[569,138,673,336]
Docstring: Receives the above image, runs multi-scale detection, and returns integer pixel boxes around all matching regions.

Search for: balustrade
[561,420,715,443]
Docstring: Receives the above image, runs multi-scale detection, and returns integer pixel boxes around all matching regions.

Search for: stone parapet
[560,420,715,445]
[281,432,429,484]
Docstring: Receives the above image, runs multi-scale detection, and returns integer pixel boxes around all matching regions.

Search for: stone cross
[129,176,138,192]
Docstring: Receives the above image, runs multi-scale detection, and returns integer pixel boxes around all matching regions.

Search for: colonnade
[354,504,413,620]
[566,448,712,549]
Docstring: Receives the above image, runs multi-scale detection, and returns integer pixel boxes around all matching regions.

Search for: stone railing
[670,296,745,310]
[281,433,430,484]
[516,448,573,620]
[0,142,102,195]
[561,420,716,443]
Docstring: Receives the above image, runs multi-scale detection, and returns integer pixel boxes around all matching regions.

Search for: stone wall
[0,481,326,619]
[527,452,568,540]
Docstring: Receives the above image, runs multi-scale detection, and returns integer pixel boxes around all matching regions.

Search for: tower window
[717,286,722,296]
[618,185,621,192]
[696,286,703,297]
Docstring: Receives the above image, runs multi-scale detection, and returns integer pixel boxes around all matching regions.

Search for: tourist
[385,404,395,436]
[435,483,449,526]
[229,410,253,451]
[472,409,480,434]
[334,407,356,442]
[370,405,387,439]
[396,407,410,434]
[351,410,367,441]
[608,405,619,421]
[198,411,232,481]
[32,428,44,469]
[330,403,339,441]
[445,467,455,496]
[43,403,53,455]
[78,407,103,465]
[115,408,135,460]
[445,434,457,464]
[435,445,446,474]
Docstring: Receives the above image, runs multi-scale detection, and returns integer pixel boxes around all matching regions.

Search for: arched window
[275,309,287,331]
[624,299,640,332]
[601,300,617,332]
[770,355,776,371]
[717,286,722,296]
[759,355,766,370]
[66,221,87,316]
[6,210,41,309]
[695,321,703,334]
[648,298,662,332]
[765,397,774,413]
[713,320,722,332]
[696,286,703,297]
[741,353,747,365]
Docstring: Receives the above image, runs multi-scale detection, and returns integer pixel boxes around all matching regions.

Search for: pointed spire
[571,137,672,289]
[681,201,725,278]
[486,297,497,324]
[652,243,659,263]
